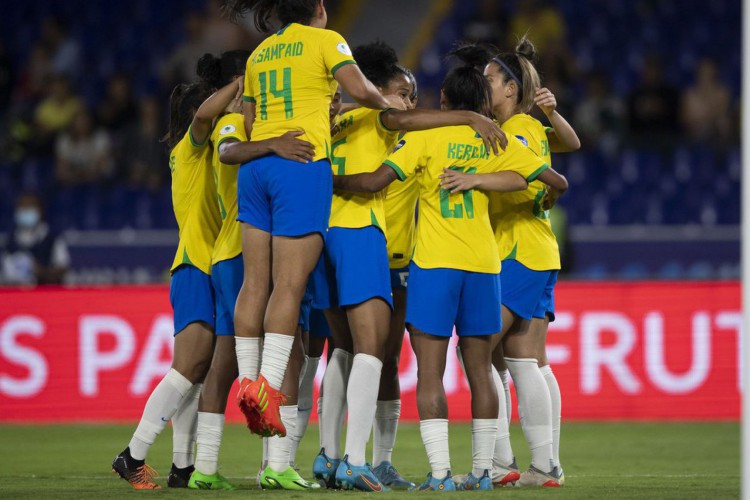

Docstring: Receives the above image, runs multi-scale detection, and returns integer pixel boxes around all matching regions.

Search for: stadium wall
[0,282,739,422]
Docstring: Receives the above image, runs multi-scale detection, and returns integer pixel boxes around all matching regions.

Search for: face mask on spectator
[15,208,40,228]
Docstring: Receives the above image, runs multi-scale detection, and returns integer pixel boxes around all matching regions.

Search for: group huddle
[111,0,580,492]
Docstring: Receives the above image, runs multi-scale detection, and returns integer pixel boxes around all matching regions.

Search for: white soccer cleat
[492,459,521,486]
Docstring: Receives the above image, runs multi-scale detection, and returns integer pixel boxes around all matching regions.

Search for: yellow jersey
[243,23,356,161]
[384,126,549,274]
[211,113,247,265]
[329,108,398,230]
[170,127,221,275]
[384,138,419,269]
[490,114,560,271]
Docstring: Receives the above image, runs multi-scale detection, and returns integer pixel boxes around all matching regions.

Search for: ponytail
[220,0,321,33]
[442,44,494,116]
[491,35,541,113]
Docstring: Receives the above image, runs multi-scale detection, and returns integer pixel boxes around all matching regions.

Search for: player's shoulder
[211,113,245,143]
[502,114,545,145]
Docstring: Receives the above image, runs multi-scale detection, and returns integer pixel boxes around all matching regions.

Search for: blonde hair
[491,35,542,113]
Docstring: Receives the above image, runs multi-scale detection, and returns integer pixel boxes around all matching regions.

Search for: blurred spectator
[34,74,82,139]
[40,17,82,79]
[627,54,680,148]
[118,97,168,191]
[680,58,732,147]
[55,108,113,186]
[15,42,53,103]
[573,70,625,154]
[204,0,257,52]
[463,0,506,45]
[161,11,217,87]
[97,73,138,133]
[508,0,566,51]
[2,193,70,286]
[0,41,12,114]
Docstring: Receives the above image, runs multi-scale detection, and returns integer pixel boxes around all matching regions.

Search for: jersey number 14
[258,68,294,120]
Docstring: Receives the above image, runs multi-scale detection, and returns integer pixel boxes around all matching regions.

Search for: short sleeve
[320,30,357,76]
[186,125,210,153]
[491,136,549,181]
[383,131,427,181]
[242,56,255,103]
[213,113,248,148]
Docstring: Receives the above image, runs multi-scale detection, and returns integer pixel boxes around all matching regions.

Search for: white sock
[291,356,319,466]
[373,400,400,467]
[261,437,269,469]
[236,337,262,381]
[472,419,498,477]
[320,349,353,459]
[420,419,450,478]
[267,405,297,472]
[260,333,295,389]
[500,369,512,423]
[540,365,562,465]
[344,354,383,466]
[505,358,555,473]
[317,396,324,448]
[129,369,193,460]
[195,412,225,475]
[491,366,514,468]
[172,383,201,468]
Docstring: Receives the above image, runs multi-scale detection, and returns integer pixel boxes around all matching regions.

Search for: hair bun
[448,43,495,69]
[196,53,222,88]
[353,40,398,75]
[515,36,537,61]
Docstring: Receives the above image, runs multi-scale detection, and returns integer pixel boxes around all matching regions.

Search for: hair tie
[492,57,522,87]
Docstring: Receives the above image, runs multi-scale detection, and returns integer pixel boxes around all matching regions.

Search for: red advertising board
[0,282,740,422]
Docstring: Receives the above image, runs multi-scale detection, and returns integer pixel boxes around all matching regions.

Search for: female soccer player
[332,48,568,491]
[217,0,397,446]
[184,50,317,490]
[309,40,507,492]
[112,78,243,490]
[442,39,580,488]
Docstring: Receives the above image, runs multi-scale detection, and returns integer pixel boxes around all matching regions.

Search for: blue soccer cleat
[455,470,493,491]
[312,448,341,489]
[372,461,415,490]
[412,471,457,491]
[335,455,389,492]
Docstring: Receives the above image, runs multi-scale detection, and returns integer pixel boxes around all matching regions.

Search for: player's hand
[535,88,557,117]
[384,94,408,111]
[468,114,507,155]
[439,167,479,194]
[541,187,562,211]
[226,77,244,113]
[269,131,315,163]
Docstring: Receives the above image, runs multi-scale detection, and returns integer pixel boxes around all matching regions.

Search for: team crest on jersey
[337,42,352,56]
[220,125,237,135]
[515,135,528,147]
[392,139,406,153]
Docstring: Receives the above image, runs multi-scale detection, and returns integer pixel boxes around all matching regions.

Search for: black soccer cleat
[167,463,195,488]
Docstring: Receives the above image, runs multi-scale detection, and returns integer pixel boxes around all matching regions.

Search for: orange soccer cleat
[112,448,160,490]
[237,375,287,437]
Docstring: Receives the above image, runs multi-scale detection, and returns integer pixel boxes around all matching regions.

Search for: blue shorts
[299,289,312,332]
[237,155,333,239]
[406,262,501,337]
[311,226,393,310]
[309,307,331,338]
[170,265,215,335]
[390,266,409,291]
[211,255,243,336]
[500,259,558,321]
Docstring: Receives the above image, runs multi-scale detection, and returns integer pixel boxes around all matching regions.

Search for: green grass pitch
[0,422,738,499]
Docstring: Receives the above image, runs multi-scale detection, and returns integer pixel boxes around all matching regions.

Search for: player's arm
[333,164,399,193]
[334,64,394,111]
[243,101,256,141]
[191,79,244,146]
[535,87,581,152]
[339,102,360,114]
[439,169,528,194]
[380,109,508,155]
[219,131,315,165]
[536,168,569,210]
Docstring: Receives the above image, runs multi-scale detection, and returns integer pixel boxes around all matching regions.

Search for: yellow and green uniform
[170,128,221,275]
[384,174,418,269]
[329,108,399,230]
[243,22,356,161]
[383,126,549,274]
[490,113,560,271]
[211,113,248,265]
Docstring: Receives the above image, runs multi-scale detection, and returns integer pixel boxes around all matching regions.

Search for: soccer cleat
[111,447,160,490]
[559,467,566,486]
[335,455,389,492]
[237,375,287,437]
[259,465,321,490]
[412,471,456,492]
[492,458,521,486]
[167,463,194,488]
[188,470,237,490]
[372,461,415,490]
[312,448,341,489]
[455,470,493,491]
[515,465,563,487]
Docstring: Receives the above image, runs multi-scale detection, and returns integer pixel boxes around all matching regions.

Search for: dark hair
[442,45,494,116]
[490,36,541,113]
[197,50,251,88]
[220,0,320,33]
[401,65,418,102]
[352,40,409,89]
[163,82,214,150]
